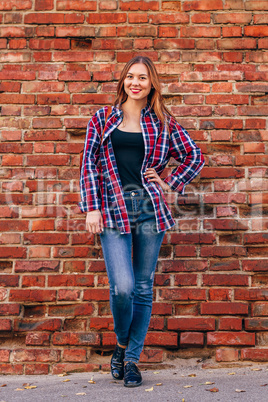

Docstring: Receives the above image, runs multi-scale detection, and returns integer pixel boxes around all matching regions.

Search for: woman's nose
[132,77,139,85]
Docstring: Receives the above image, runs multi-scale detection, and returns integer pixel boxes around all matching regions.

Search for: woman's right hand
[86,209,104,234]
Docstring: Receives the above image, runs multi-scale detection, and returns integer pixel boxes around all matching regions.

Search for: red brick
[168,317,215,331]
[0,320,12,331]
[245,318,268,331]
[216,348,239,362]
[12,348,60,362]
[35,0,53,10]
[25,332,50,346]
[203,274,249,286]
[48,304,94,317]
[234,288,268,301]
[0,1,31,10]
[0,364,23,375]
[25,13,64,24]
[10,289,56,302]
[52,332,100,346]
[241,348,268,361]
[120,1,159,11]
[243,260,268,271]
[152,303,172,315]
[0,304,20,316]
[183,0,223,11]
[0,275,19,287]
[58,289,80,301]
[57,1,97,11]
[251,302,268,316]
[90,317,113,330]
[25,364,49,375]
[144,332,177,346]
[140,349,163,363]
[87,13,126,24]
[201,302,248,315]
[174,274,197,286]
[52,363,99,374]
[180,332,204,346]
[219,318,242,331]
[207,332,255,346]
[161,259,208,272]
[159,288,206,301]
[0,246,26,258]
[209,289,232,301]
[15,260,60,273]
[102,332,116,346]
[48,274,94,287]
[0,350,10,362]
[14,319,61,332]
[22,275,45,288]
[62,349,87,362]
[83,289,109,301]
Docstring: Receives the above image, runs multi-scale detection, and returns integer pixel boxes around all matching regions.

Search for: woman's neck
[122,97,147,118]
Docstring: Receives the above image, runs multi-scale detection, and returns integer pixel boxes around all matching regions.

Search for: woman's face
[123,63,152,102]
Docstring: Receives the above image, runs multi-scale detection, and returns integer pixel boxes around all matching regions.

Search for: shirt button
[131,191,135,196]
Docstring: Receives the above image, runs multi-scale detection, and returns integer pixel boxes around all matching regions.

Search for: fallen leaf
[156,383,163,386]
[1,385,7,387]
[251,368,262,371]
[76,392,86,395]
[23,383,30,386]
[15,388,24,391]
[183,385,193,388]
[62,379,70,382]
[58,373,68,377]
[61,395,67,398]
[206,387,219,392]
[88,380,96,384]
[24,386,37,389]
[228,372,236,375]
[188,374,196,377]
[200,381,215,385]
[260,384,268,386]
[145,386,154,392]
[182,399,185,402]
[153,371,160,374]
[235,389,246,393]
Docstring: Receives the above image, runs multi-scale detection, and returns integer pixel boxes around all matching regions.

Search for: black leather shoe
[124,362,142,387]
[110,344,125,380]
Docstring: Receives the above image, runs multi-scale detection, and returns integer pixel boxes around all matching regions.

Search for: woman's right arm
[79,115,103,234]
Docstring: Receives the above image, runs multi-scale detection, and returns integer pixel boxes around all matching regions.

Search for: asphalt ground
[0,360,268,402]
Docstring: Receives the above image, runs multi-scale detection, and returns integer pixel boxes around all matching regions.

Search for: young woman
[79,56,204,387]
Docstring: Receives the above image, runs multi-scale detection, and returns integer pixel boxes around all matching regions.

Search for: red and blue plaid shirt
[79,102,205,233]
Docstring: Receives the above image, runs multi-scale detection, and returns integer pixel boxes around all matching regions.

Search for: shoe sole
[124,381,143,388]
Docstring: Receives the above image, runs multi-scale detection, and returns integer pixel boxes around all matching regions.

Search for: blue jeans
[100,188,166,363]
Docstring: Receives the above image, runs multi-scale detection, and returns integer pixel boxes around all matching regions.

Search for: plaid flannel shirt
[79,102,205,233]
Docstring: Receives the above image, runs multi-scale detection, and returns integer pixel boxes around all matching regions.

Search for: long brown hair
[114,56,176,129]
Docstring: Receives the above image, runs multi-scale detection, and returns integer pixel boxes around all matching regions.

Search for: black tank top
[111,127,145,191]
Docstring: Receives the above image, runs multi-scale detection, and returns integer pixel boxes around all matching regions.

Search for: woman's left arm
[162,120,205,194]
[144,120,205,194]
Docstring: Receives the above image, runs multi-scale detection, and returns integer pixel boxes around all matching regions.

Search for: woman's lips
[131,89,141,93]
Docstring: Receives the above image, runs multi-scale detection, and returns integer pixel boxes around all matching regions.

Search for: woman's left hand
[144,168,171,192]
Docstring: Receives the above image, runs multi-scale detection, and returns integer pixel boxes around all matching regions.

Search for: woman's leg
[100,228,134,347]
[124,220,165,363]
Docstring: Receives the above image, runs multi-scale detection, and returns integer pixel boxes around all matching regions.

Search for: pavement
[0,359,268,402]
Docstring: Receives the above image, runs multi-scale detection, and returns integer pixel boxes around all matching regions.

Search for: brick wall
[0,0,268,374]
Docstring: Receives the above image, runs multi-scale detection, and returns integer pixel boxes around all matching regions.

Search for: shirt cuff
[163,176,186,195]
